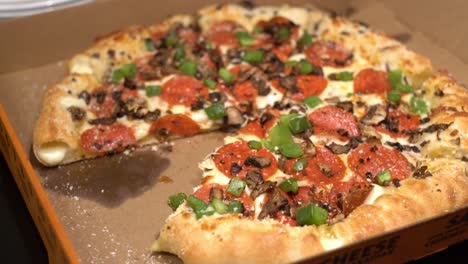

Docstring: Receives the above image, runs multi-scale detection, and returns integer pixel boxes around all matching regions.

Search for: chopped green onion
[279,178,299,193]
[375,170,392,186]
[174,47,186,61]
[235,31,255,46]
[218,68,234,84]
[261,139,275,152]
[335,71,354,81]
[299,60,314,74]
[395,83,414,93]
[165,33,178,47]
[298,31,313,46]
[410,96,429,115]
[278,27,290,40]
[285,60,299,67]
[268,123,294,147]
[248,140,262,150]
[179,60,197,76]
[145,85,162,97]
[204,103,226,120]
[194,205,215,219]
[226,177,246,197]
[288,115,311,134]
[111,63,137,83]
[388,69,402,88]
[210,198,228,214]
[144,38,155,51]
[279,143,304,158]
[167,193,187,211]
[203,79,217,90]
[227,201,244,214]
[187,195,208,212]
[303,96,323,109]
[387,90,401,102]
[295,204,328,226]
[293,158,308,172]
[243,50,264,64]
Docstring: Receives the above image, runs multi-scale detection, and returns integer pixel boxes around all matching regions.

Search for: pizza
[32,2,467,264]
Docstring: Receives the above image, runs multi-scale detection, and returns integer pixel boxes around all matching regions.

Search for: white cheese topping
[363,184,389,205]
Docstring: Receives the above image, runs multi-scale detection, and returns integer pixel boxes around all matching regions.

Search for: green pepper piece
[226,177,246,197]
[144,38,155,51]
[388,69,402,88]
[203,79,217,90]
[279,178,299,194]
[261,139,275,152]
[236,31,255,46]
[187,195,208,212]
[248,140,262,150]
[279,113,300,126]
[145,85,162,97]
[218,68,234,84]
[194,205,216,219]
[227,201,244,214]
[299,60,314,74]
[298,31,313,46]
[179,60,197,76]
[395,83,414,93]
[204,103,226,120]
[165,33,178,47]
[293,158,308,172]
[335,71,354,81]
[387,90,401,102]
[111,63,137,83]
[174,47,186,61]
[375,170,392,186]
[167,193,187,211]
[288,115,311,134]
[210,198,228,214]
[285,60,299,67]
[279,143,304,158]
[268,123,294,147]
[243,50,264,64]
[410,96,429,115]
[303,96,323,109]
[278,27,290,40]
[295,204,328,226]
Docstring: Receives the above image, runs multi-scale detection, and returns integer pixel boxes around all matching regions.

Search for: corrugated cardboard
[0,0,466,263]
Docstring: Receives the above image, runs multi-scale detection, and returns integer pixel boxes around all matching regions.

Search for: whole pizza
[32,2,468,264]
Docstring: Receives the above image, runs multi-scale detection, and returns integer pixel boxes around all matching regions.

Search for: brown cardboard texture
[0,0,467,263]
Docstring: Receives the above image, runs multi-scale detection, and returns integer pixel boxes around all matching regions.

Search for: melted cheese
[120,117,151,141]
[363,184,389,205]
[36,142,69,166]
[60,96,87,109]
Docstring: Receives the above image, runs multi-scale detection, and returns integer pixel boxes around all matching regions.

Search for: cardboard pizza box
[0,0,466,263]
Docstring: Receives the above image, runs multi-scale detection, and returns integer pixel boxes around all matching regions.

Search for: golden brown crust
[154,212,323,264]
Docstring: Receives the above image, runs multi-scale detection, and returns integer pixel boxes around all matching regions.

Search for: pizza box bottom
[0,0,467,263]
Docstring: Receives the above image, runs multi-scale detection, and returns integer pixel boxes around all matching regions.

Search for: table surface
[0,153,465,263]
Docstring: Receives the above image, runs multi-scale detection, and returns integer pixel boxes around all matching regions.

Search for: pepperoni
[376,109,420,138]
[178,28,198,47]
[284,147,346,185]
[348,143,412,182]
[193,183,255,213]
[206,20,242,47]
[89,85,138,118]
[255,16,299,41]
[233,81,258,102]
[308,106,360,140]
[150,114,200,136]
[328,181,372,216]
[213,141,278,179]
[275,211,297,226]
[80,123,136,154]
[353,68,392,94]
[160,76,207,106]
[293,75,328,101]
[305,41,353,67]
[238,111,279,137]
[272,44,294,62]
[151,31,167,43]
[293,187,315,205]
